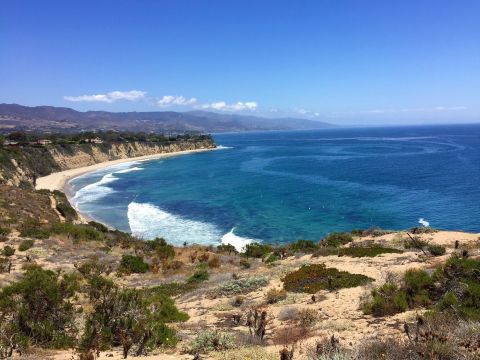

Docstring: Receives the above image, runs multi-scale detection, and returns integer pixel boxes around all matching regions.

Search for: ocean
[69,124,480,250]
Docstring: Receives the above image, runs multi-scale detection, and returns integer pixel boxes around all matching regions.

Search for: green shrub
[0,227,10,236]
[119,255,149,274]
[188,330,237,354]
[362,282,408,316]
[81,276,187,357]
[145,237,175,260]
[87,221,109,233]
[289,239,318,253]
[217,243,237,254]
[283,264,372,293]
[18,239,34,251]
[20,222,50,239]
[56,202,77,220]
[51,223,104,242]
[214,276,269,296]
[322,232,353,248]
[0,267,78,348]
[188,268,209,283]
[265,253,279,264]
[244,243,273,258]
[2,245,15,257]
[428,244,446,256]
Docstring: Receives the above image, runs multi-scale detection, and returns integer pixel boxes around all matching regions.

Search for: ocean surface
[69,124,480,250]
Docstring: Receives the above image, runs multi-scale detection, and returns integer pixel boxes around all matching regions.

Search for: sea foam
[128,202,256,251]
[72,163,143,205]
[221,228,254,252]
[127,202,223,246]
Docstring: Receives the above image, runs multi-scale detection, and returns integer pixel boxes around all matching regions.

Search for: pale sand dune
[35,148,215,192]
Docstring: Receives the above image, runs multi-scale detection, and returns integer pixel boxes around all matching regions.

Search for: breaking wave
[221,228,255,252]
[127,202,223,246]
[128,202,257,251]
[72,163,143,205]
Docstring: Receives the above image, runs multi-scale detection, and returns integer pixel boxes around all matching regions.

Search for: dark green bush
[322,232,353,247]
[0,267,78,348]
[87,221,109,233]
[282,263,372,293]
[20,221,50,239]
[2,245,15,257]
[51,223,104,242]
[18,239,34,251]
[56,202,77,220]
[80,275,187,357]
[188,267,209,283]
[145,237,175,260]
[0,227,10,236]
[428,244,446,256]
[244,242,273,258]
[119,255,149,274]
[217,243,237,254]
[289,239,318,253]
[364,258,480,318]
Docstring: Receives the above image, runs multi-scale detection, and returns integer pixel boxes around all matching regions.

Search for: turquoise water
[70,124,480,249]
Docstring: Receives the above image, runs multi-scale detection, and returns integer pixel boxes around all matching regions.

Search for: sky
[1,0,479,125]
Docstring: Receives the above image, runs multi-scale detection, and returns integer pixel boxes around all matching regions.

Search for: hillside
[0,186,479,359]
[0,104,335,134]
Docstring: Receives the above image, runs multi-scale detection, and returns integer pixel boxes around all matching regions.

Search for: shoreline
[35,147,216,193]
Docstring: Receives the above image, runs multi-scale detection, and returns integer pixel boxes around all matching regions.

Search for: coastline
[35,147,216,193]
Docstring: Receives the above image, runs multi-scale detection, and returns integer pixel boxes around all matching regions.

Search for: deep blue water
[69,124,480,249]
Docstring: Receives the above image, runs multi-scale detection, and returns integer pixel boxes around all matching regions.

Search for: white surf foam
[418,218,430,227]
[73,173,119,205]
[127,202,223,246]
[72,163,143,205]
[221,228,255,252]
[115,166,144,174]
[216,145,234,149]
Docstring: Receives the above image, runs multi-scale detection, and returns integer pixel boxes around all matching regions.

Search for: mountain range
[0,103,335,133]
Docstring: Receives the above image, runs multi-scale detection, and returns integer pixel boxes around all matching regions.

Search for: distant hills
[0,103,335,134]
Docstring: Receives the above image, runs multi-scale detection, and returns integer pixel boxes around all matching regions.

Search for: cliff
[0,138,216,187]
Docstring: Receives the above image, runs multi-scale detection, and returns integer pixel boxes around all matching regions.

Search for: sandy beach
[35,147,215,192]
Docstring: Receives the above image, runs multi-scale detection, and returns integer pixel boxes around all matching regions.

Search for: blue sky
[1,0,479,125]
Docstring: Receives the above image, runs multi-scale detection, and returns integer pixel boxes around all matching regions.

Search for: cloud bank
[64,90,258,112]
[64,90,146,103]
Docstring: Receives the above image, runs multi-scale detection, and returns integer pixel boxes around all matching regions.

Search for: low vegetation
[283,263,373,293]
[118,255,149,274]
[322,232,353,247]
[363,256,480,319]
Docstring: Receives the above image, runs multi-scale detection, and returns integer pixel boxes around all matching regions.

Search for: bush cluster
[283,264,372,293]
[244,243,273,258]
[214,276,269,296]
[363,257,480,319]
[322,232,353,247]
[118,255,149,274]
[18,239,34,251]
[2,245,15,257]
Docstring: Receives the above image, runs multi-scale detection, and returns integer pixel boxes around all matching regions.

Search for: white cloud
[435,106,467,111]
[64,90,146,103]
[157,95,197,107]
[201,101,257,111]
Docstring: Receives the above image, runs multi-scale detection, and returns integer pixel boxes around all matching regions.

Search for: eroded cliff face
[0,139,216,187]
[48,140,216,171]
